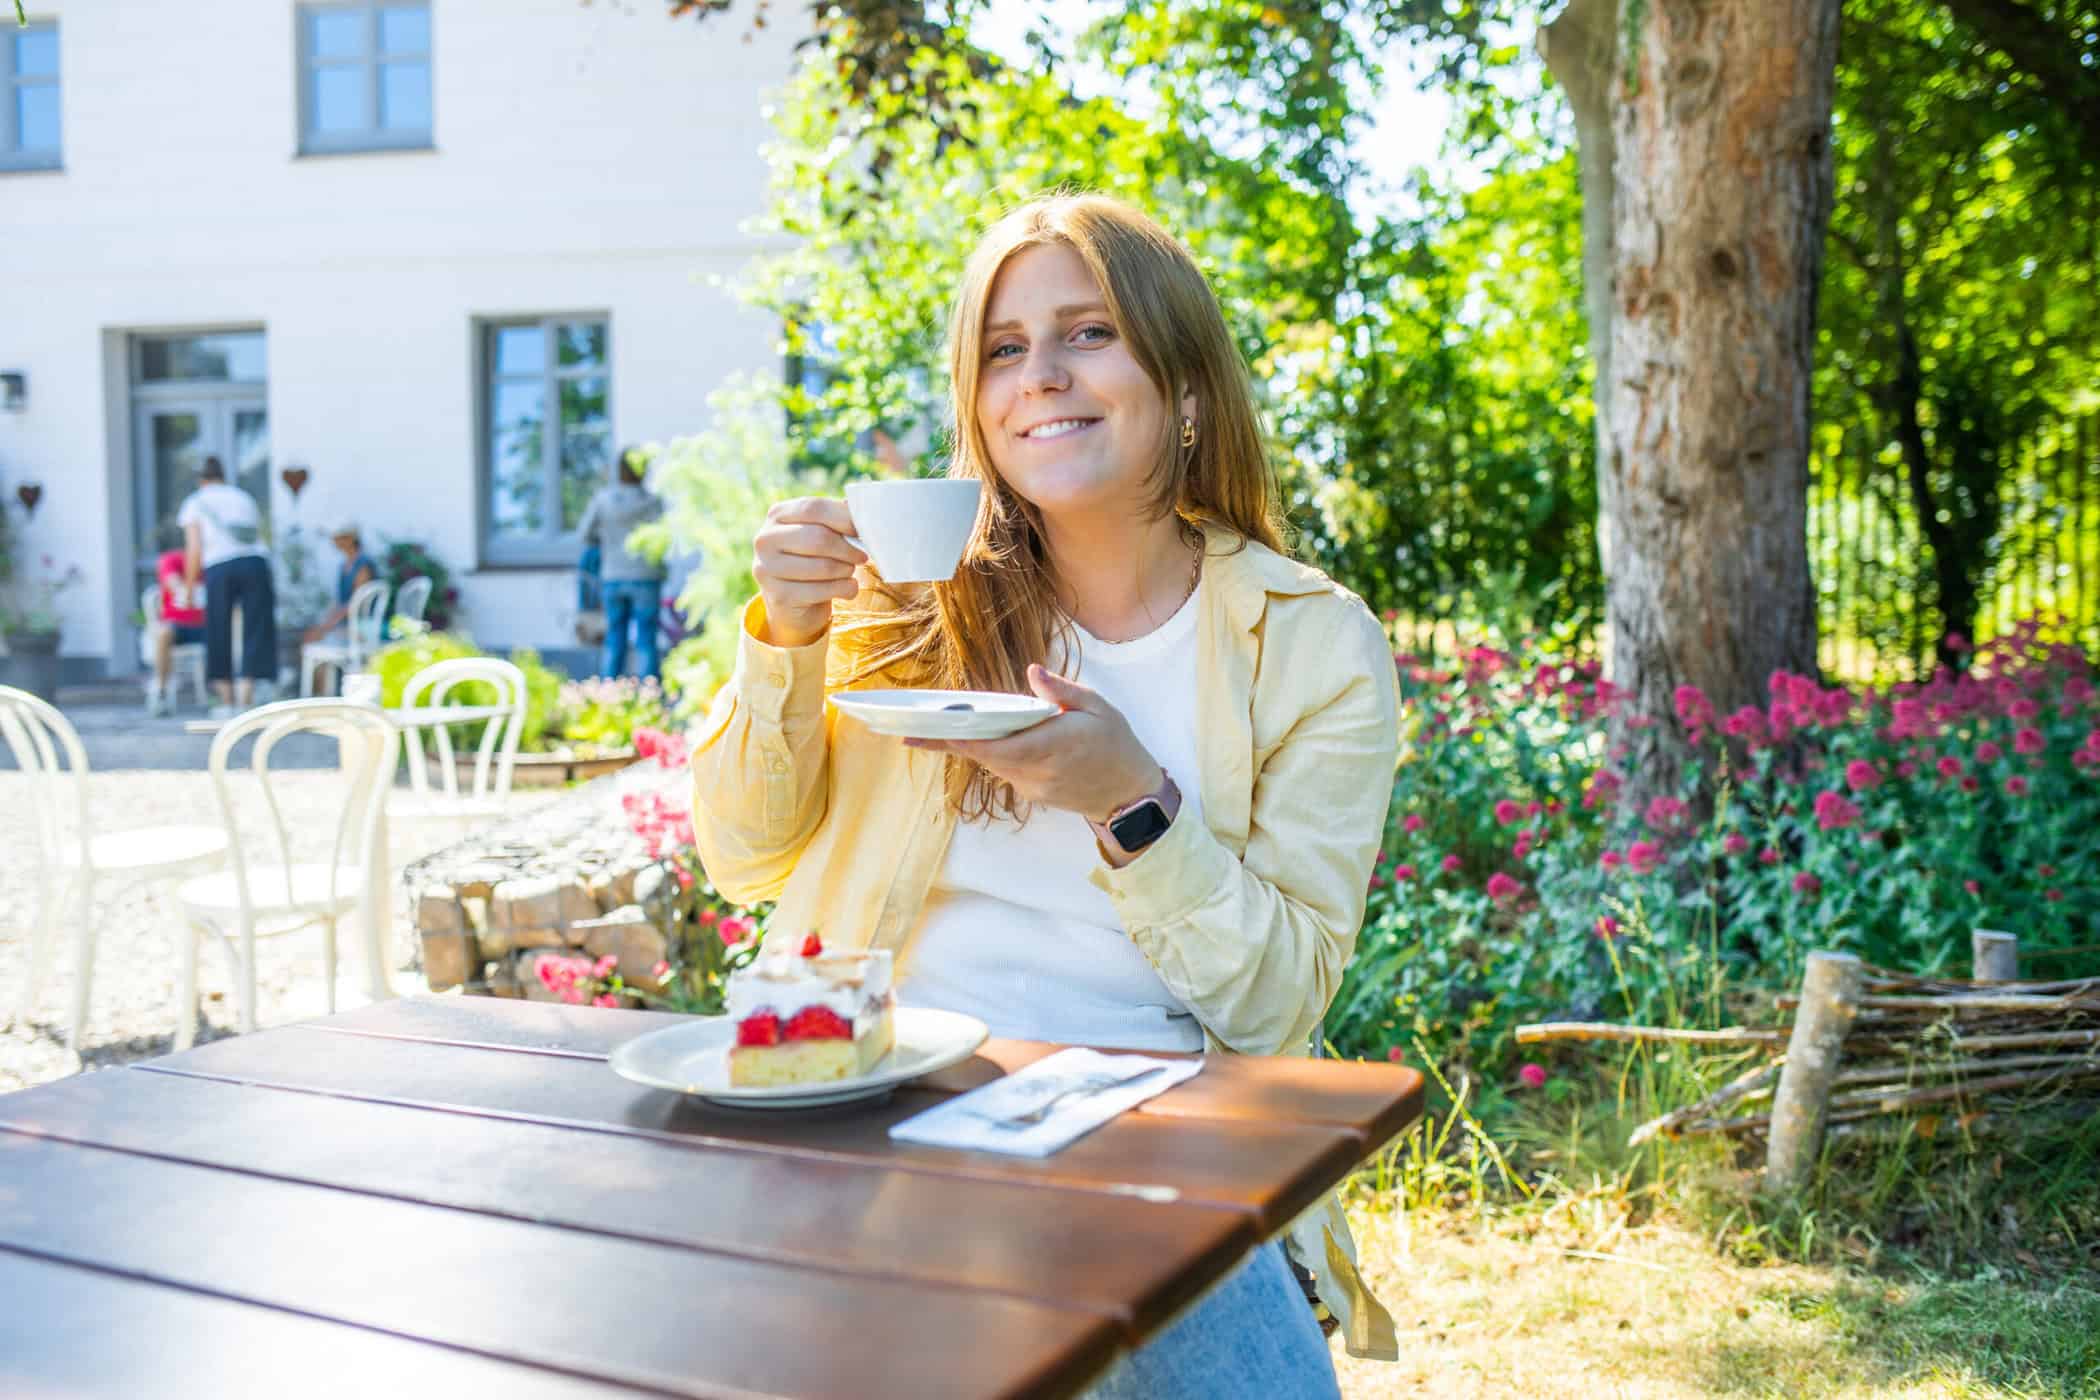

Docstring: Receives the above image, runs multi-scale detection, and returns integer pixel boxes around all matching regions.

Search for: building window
[480,317,611,565]
[2,21,61,172]
[297,2,432,154]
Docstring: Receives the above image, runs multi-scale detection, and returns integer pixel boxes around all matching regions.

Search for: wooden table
[0,997,1423,1399]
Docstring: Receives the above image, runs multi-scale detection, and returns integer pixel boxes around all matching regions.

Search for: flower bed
[1330,617,2099,1075]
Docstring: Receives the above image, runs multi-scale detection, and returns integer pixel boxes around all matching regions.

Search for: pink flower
[1517,1063,1547,1090]
[1594,915,1620,939]
[1844,760,1880,792]
[1386,1045,1407,1063]
[651,960,671,980]
[1486,872,1521,902]
[1937,755,1964,780]
[1393,863,1416,880]
[1721,706,1767,743]
[593,954,619,978]
[1645,796,1687,830]
[1896,760,1917,778]
[1813,790,1860,831]
[2005,776,2030,796]
[1367,872,1387,890]
[1961,776,1980,793]
[2039,863,2056,877]
[592,993,619,1008]
[2006,698,2040,721]
[2045,887,2064,902]
[1674,685,1715,732]
[1792,871,1821,896]
[1760,847,1782,866]
[1945,632,1969,652]
[1626,841,1661,875]
[2013,727,2045,755]
[1975,740,2003,763]
[1440,853,1462,874]
[1964,879,1980,895]
[1599,849,1623,870]
[1723,833,1749,855]
[1493,799,1523,826]
[1402,814,1425,834]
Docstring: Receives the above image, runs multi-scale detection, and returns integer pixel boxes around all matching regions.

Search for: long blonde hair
[841,193,1286,818]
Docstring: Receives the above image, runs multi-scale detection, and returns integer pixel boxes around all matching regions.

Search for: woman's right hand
[751,497,867,648]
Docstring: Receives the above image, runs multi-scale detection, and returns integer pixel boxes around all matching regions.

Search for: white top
[176,483,266,569]
[897,581,1207,1053]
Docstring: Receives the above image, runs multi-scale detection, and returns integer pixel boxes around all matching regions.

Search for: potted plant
[269,519,337,685]
[0,486,76,701]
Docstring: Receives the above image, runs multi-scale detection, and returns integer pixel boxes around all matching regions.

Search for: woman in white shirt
[177,456,277,716]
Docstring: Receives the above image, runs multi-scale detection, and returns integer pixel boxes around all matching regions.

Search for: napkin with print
[888,1047,1202,1157]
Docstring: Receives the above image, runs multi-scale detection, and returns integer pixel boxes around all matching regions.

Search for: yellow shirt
[690,524,1402,1359]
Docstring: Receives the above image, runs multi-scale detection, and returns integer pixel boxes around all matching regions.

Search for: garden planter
[0,629,63,701]
[453,747,641,789]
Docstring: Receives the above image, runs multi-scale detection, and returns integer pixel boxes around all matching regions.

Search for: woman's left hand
[905,664,1162,825]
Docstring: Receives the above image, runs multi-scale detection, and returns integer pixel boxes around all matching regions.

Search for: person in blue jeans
[576,446,666,679]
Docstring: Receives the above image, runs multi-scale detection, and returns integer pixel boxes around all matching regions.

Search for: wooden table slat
[0,1246,650,1400]
[0,1132,1119,1400]
[151,1026,1368,1232]
[313,996,1427,1148]
[0,1066,1250,1341]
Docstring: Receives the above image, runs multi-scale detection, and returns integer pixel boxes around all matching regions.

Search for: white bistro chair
[173,699,398,1048]
[139,585,209,707]
[0,686,229,1055]
[299,578,391,696]
[392,574,433,626]
[389,657,528,828]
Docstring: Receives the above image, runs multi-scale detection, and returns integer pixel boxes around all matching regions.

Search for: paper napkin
[888,1047,1202,1157]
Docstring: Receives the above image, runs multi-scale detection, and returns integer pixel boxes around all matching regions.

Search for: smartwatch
[1092,770,1182,856]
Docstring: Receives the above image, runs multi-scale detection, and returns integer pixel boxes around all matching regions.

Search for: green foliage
[551,675,670,754]
[632,374,844,711]
[367,628,567,755]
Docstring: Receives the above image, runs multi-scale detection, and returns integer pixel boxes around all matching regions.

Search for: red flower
[1599,849,1623,870]
[1936,756,1964,780]
[1493,799,1522,826]
[2005,776,2030,796]
[1594,915,1620,939]
[1964,879,1980,895]
[1402,813,1425,834]
[1486,872,1521,902]
[1759,847,1782,866]
[1626,841,1661,875]
[1386,1046,1407,1063]
[1440,853,1462,874]
[1517,1063,1547,1090]
[1393,863,1416,880]
[1813,790,1860,831]
[1961,776,1980,792]
[1723,833,1749,855]
[1792,871,1821,896]
[1976,740,2003,763]
[1645,796,1687,830]
[2045,888,2064,902]
[2013,727,2045,755]
[1843,760,1880,792]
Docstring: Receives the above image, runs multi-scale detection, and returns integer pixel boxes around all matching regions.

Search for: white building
[1,0,794,679]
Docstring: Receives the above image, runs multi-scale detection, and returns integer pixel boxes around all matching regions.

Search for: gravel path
[0,769,441,1095]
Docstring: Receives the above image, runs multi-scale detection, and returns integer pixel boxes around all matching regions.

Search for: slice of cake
[727,933,896,1087]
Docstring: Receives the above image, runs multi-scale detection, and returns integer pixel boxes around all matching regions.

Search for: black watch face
[1109,799,1172,852]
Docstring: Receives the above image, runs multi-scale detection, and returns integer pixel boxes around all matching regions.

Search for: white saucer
[828,689,1059,740]
[607,1007,991,1109]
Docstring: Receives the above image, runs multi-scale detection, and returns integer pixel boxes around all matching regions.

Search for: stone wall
[405,763,683,1001]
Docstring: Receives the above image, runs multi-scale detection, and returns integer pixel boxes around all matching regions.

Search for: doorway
[128,332,269,645]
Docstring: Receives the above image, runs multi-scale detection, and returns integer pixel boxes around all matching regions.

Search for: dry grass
[1330,1202,2100,1398]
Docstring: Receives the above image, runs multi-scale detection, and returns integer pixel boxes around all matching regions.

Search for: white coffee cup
[843,478,983,583]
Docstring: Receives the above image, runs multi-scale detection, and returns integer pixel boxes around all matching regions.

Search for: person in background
[148,532,207,717]
[178,455,276,719]
[576,445,666,679]
[302,520,382,695]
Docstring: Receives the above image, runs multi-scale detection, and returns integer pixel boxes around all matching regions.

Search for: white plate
[828,689,1059,740]
[607,1006,991,1109]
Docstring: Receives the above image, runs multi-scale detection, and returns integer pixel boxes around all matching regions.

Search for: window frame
[476,314,614,569]
[295,1,434,156]
[2,19,62,173]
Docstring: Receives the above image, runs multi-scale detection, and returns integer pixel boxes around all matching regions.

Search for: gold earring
[1180,417,1197,448]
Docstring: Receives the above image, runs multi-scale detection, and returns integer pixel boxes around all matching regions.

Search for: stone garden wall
[405,764,682,1001]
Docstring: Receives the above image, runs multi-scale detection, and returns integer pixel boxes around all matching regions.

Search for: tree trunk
[1596,0,1837,804]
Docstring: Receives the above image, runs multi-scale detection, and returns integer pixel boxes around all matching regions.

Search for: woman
[177,455,276,719]
[301,520,381,694]
[692,195,1399,1395]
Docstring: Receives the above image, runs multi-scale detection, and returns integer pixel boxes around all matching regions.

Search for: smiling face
[972,241,1185,523]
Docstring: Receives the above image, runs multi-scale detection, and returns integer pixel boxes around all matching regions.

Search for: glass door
[130,397,269,601]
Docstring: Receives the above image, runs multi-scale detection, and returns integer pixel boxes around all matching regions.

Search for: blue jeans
[600,579,662,680]
[1080,1244,1341,1400]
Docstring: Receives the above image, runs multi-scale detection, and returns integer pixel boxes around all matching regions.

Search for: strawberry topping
[799,933,824,958]
[735,1010,781,1047]
[783,1005,853,1041]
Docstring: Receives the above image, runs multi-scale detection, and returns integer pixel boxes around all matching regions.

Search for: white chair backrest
[139,586,161,667]
[346,579,391,663]
[393,575,433,625]
[205,699,398,918]
[0,685,91,878]
[400,657,527,804]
